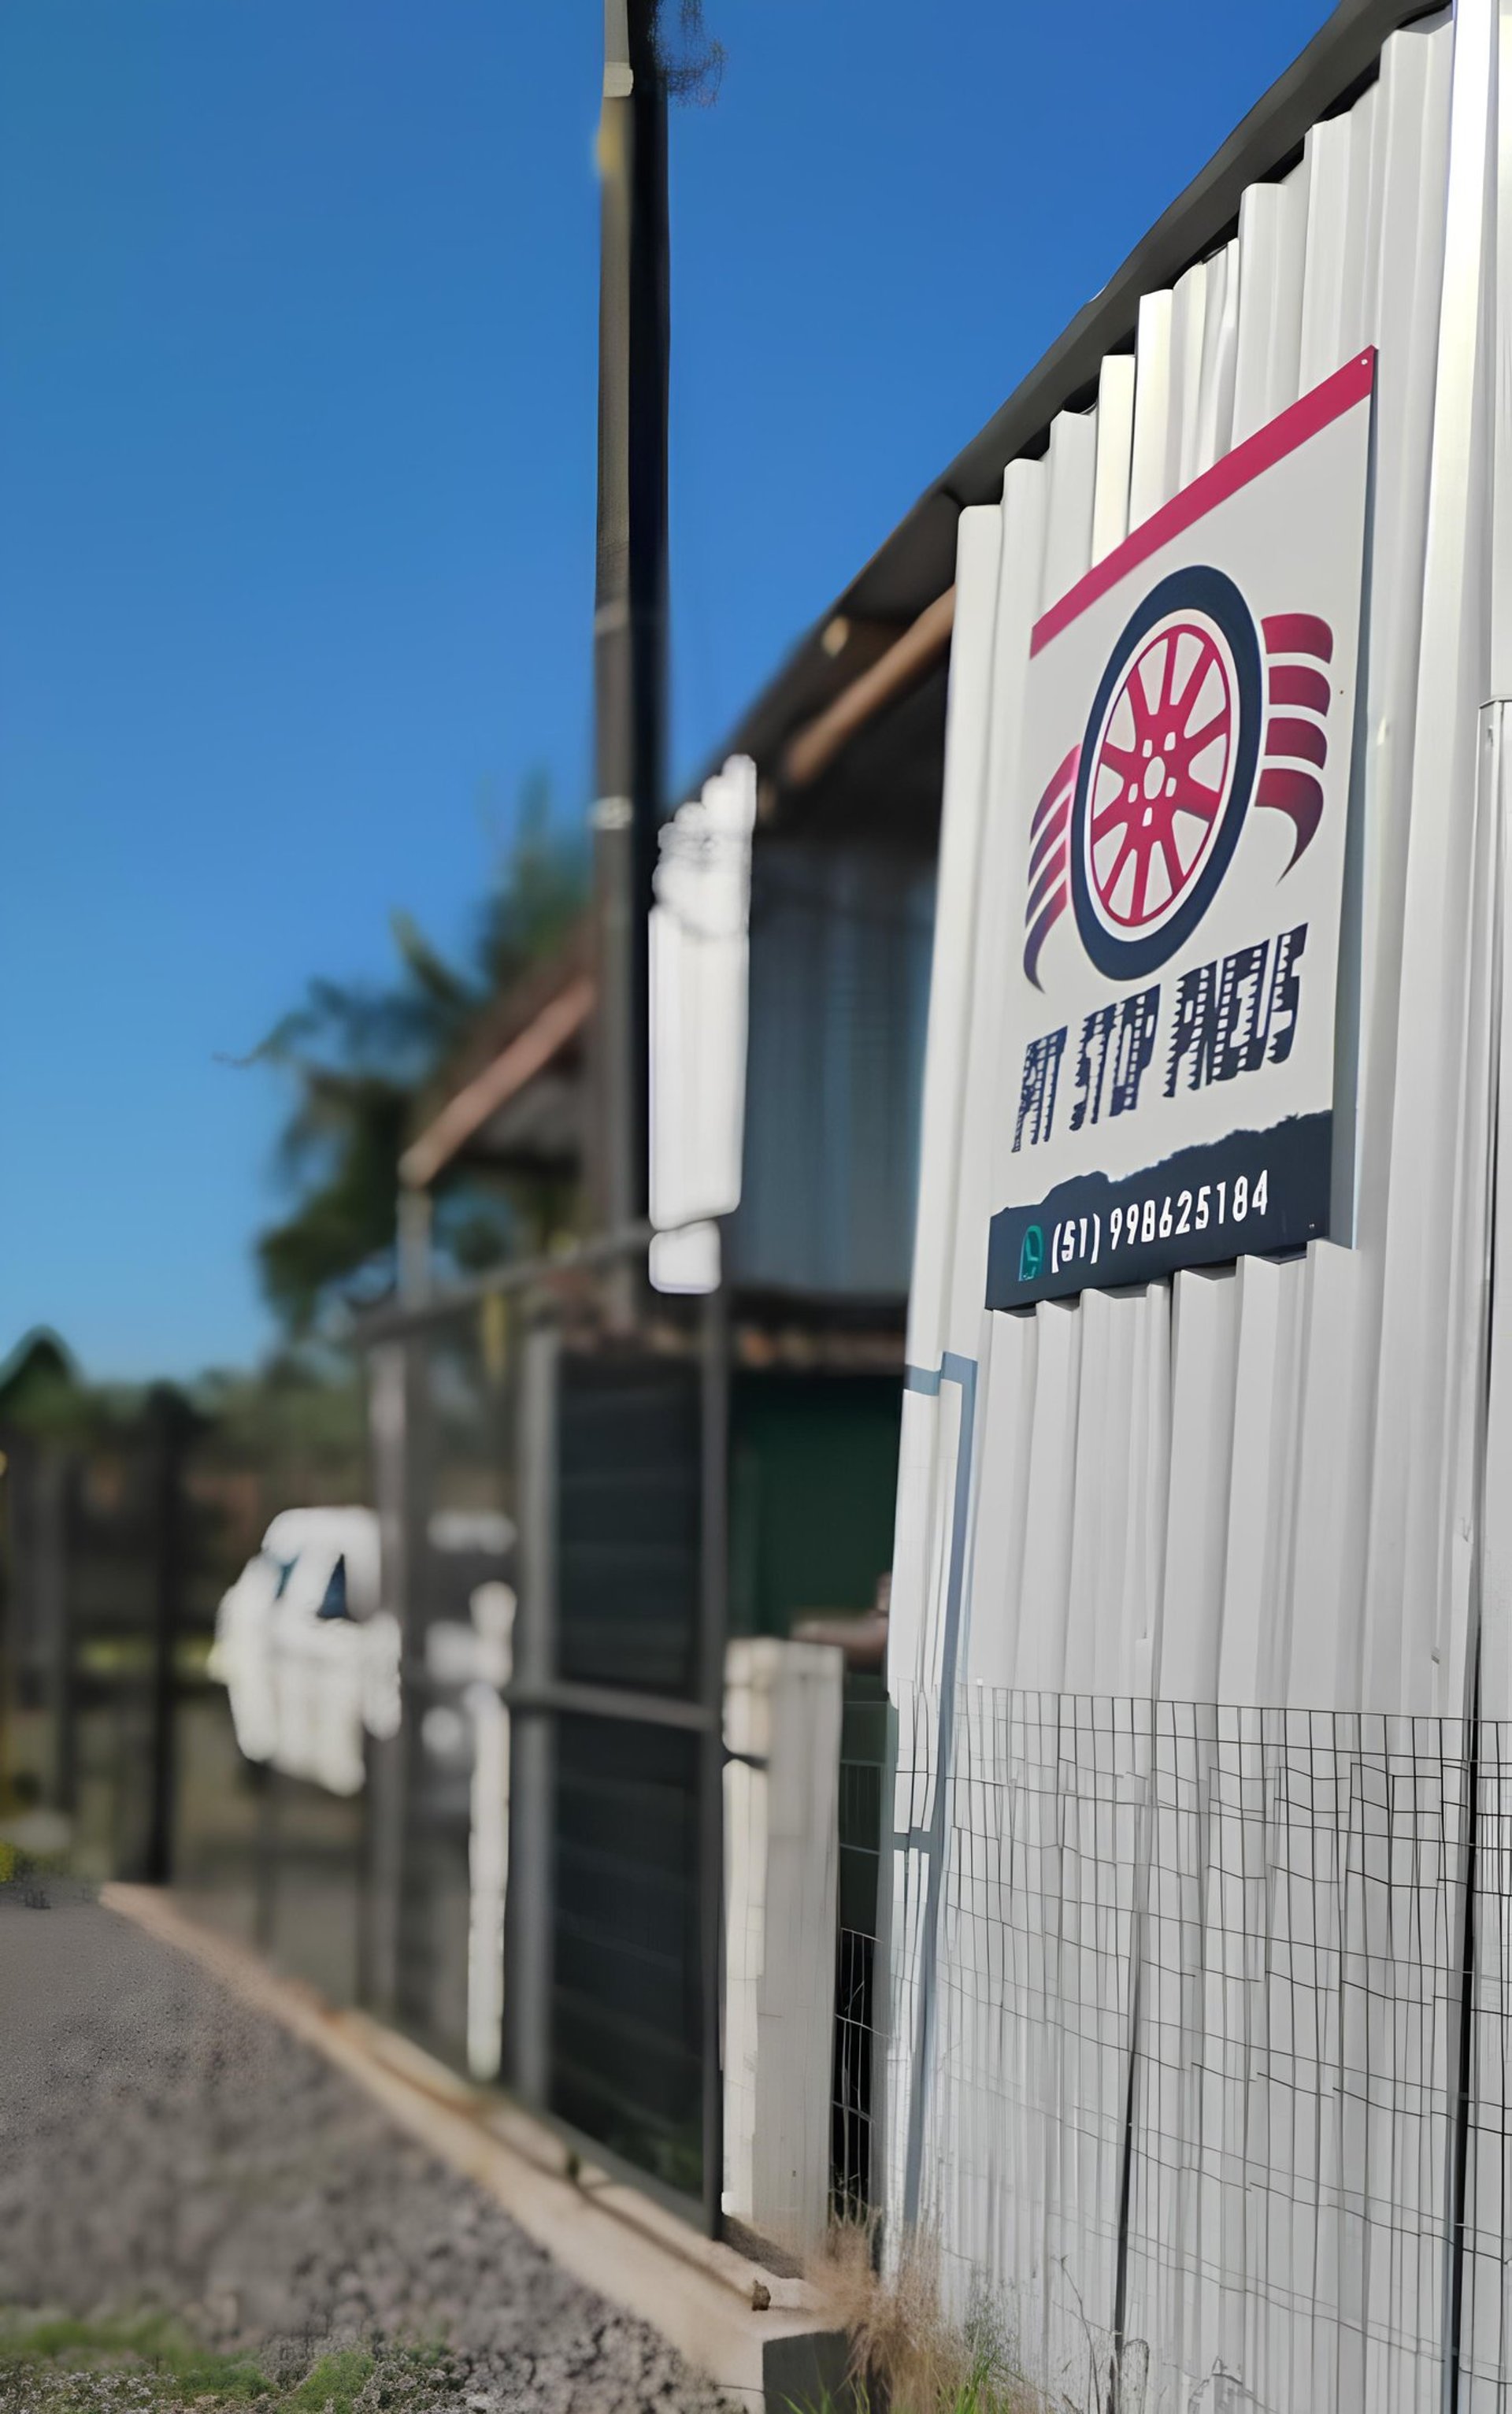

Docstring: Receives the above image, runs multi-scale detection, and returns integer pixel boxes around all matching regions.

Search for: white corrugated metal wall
[883,5,1512,2403]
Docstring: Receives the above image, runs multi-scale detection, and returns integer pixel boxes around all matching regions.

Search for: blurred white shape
[424,1619,484,1687]
[427,1507,516,1556]
[208,1504,514,1797]
[208,1507,384,1797]
[465,1580,517,2082]
[648,1219,721,1292]
[208,1545,283,1765]
[420,1703,469,1763]
[468,1578,517,1687]
[648,755,756,1292]
[360,1611,402,1742]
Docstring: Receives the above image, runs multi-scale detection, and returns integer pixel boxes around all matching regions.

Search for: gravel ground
[0,1892,731,2414]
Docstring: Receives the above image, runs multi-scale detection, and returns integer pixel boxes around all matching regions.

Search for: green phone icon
[1019,1224,1044,1282]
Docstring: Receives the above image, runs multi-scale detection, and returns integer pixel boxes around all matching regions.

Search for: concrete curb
[100,1886,847,2412]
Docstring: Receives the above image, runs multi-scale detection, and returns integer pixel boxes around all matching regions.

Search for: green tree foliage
[253,779,587,1334]
[0,1330,83,1441]
[651,0,725,101]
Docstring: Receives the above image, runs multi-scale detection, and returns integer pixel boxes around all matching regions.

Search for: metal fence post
[252,1760,278,1956]
[699,1274,730,2236]
[510,1317,559,2108]
[362,1335,429,2019]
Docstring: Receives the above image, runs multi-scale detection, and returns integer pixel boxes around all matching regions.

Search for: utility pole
[589,0,669,1283]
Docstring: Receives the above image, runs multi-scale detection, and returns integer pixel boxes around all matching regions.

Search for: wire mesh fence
[832,1923,876,2223]
[885,1685,1512,2413]
[832,1664,888,2220]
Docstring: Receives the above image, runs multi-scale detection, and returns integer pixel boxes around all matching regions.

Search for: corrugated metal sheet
[728,840,935,1299]
[883,5,1512,2401]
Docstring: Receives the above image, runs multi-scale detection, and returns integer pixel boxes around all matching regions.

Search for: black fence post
[39,1448,75,1819]
[508,1317,559,2109]
[143,1385,193,1886]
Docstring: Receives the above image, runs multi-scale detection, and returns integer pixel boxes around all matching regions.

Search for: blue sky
[0,0,1332,1378]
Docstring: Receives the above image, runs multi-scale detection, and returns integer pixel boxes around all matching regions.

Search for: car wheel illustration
[1069,563,1262,980]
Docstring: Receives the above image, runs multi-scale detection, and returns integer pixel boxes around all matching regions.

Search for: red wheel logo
[1084,614,1238,937]
[1069,566,1262,980]
[1021,569,1338,989]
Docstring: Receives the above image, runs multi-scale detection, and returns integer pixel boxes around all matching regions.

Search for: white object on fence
[465,1580,517,2084]
[648,754,758,1293]
[208,1506,394,1797]
[722,1637,843,2258]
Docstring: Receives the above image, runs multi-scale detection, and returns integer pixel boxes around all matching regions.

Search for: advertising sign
[986,349,1374,1311]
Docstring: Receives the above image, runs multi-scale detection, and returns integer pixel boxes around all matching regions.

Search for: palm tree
[254,778,587,1335]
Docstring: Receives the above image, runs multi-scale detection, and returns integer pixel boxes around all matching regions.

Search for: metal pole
[396,1187,434,1307]
[698,1272,730,2236]
[394,1334,435,2034]
[362,1336,429,2019]
[589,0,669,1293]
[253,1760,278,1956]
[510,1320,560,2106]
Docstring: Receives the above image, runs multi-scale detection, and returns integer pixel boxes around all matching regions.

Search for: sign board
[986,349,1374,1310]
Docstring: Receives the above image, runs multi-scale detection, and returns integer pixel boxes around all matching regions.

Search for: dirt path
[0,1895,729,2413]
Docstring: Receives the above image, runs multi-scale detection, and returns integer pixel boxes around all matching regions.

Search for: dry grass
[805,2224,1047,2414]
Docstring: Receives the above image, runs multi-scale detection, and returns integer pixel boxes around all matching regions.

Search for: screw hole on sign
[1069,565,1263,981]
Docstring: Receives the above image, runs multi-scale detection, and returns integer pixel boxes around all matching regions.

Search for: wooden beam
[398,974,595,1192]
[781,586,955,789]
